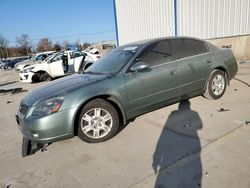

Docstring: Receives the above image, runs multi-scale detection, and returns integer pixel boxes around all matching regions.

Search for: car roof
[121,36,207,48]
[36,51,55,55]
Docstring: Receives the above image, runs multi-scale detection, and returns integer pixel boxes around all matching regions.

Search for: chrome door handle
[206,60,212,63]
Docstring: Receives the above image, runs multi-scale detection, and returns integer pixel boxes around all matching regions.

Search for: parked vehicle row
[0,57,30,70]
[19,50,97,82]
[16,37,238,149]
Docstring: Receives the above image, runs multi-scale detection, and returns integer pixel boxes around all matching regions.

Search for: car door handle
[206,59,212,64]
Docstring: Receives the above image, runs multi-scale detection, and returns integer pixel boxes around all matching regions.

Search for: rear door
[172,39,211,96]
[125,40,180,116]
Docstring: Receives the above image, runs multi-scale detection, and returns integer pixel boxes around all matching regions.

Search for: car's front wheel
[204,70,227,100]
[78,99,119,143]
[39,72,52,82]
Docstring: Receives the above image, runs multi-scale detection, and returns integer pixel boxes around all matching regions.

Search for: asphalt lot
[0,64,250,188]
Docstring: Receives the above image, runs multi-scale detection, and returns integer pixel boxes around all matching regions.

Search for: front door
[124,40,180,116]
[72,51,84,72]
[49,52,65,77]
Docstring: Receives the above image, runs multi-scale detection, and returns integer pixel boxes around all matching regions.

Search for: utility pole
[5,47,8,58]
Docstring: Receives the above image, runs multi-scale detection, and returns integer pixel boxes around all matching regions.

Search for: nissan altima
[16,37,238,153]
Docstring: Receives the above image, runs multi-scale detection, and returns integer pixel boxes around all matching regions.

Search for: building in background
[114,0,250,60]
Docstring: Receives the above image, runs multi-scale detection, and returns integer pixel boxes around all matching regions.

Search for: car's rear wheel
[204,70,227,100]
[39,72,52,82]
[78,99,119,143]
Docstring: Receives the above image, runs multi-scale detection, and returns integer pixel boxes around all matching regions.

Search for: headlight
[22,67,34,73]
[32,97,64,117]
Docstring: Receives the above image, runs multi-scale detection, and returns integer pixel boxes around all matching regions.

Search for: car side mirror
[130,62,149,72]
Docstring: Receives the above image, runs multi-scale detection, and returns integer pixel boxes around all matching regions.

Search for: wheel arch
[203,67,228,96]
[213,66,229,85]
[73,95,126,136]
[31,70,52,82]
[84,62,93,70]
[31,70,50,82]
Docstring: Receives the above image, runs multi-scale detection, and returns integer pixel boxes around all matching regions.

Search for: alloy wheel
[80,108,113,139]
[211,75,225,96]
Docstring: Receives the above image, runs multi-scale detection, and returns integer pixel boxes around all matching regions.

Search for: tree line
[0,33,91,59]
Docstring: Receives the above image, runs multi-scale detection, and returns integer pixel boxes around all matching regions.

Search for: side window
[199,42,209,53]
[72,51,83,59]
[41,54,47,60]
[173,39,209,59]
[36,54,47,61]
[137,40,173,67]
[51,52,63,63]
[185,39,209,55]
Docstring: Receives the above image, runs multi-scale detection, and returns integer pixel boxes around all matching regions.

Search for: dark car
[4,57,29,69]
[16,37,237,153]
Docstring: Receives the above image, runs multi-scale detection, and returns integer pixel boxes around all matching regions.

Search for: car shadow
[152,100,203,187]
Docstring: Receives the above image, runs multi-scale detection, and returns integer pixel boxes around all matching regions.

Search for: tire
[7,66,12,70]
[78,99,119,143]
[31,73,40,83]
[204,70,227,100]
[39,72,52,82]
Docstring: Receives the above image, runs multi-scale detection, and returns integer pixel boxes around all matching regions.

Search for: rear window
[172,39,209,59]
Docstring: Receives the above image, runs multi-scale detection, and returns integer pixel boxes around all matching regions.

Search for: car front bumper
[19,72,34,82]
[16,107,78,144]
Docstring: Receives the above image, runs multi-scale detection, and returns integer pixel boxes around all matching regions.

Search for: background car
[89,48,101,59]
[82,51,100,67]
[19,50,96,82]
[3,57,29,70]
[15,51,55,71]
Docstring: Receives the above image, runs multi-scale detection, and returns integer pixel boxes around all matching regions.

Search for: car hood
[16,59,31,66]
[22,73,109,106]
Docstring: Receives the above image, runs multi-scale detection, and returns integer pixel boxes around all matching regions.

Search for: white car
[19,50,95,83]
[82,51,101,61]
[15,51,55,71]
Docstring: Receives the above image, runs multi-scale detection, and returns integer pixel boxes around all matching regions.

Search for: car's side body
[16,37,238,144]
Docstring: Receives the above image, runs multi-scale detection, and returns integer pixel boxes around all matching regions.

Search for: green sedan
[16,37,237,151]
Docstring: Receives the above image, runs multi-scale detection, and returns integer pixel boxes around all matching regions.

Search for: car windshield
[85,46,139,74]
[45,52,59,62]
[30,55,36,62]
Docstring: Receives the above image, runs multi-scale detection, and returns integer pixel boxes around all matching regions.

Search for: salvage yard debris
[0,87,27,95]
[0,81,17,87]
[243,121,250,125]
[217,108,230,112]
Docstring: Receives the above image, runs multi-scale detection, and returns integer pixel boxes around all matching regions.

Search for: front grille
[19,103,29,115]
